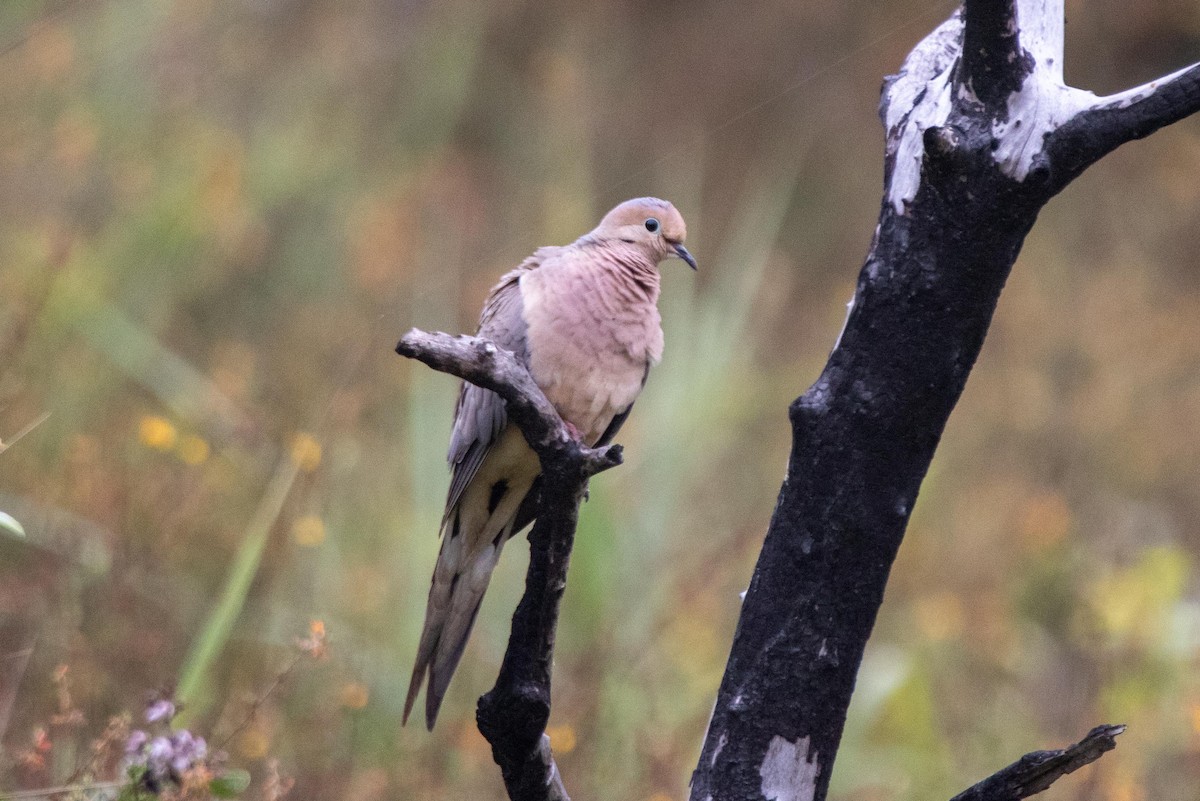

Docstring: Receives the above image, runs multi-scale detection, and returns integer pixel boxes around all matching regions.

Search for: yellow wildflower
[138,416,177,450]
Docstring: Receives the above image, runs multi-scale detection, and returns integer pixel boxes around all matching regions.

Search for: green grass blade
[176,454,301,716]
[0,511,25,539]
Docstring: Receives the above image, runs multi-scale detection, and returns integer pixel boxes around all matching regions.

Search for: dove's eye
[644,218,660,233]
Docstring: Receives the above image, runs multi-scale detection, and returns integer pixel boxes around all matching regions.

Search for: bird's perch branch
[397,329,623,801]
[689,2,1196,799]
[949,725,1126,801]
[396,329,621,478]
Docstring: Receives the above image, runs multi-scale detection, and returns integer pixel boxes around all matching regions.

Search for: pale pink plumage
[404,198,693,729]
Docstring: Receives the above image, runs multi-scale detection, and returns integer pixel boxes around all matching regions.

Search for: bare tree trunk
[397,2,1200,800]
[689,2,1200,800]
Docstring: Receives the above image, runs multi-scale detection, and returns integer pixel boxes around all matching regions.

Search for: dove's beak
[671,242,697,271]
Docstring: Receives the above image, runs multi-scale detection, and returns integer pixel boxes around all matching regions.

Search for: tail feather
[405,431,539,728]
[402,606,440,727]
[425,593,486,729]
[403,518,512,730]
[403,520,461,727]
[403,660,428,727]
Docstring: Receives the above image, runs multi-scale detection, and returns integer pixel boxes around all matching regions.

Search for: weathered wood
[688,2,1198,799]
[950,725,1125,801]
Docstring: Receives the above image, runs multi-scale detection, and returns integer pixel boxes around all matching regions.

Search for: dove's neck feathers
[519,235,664,444]
[570,235,662,304]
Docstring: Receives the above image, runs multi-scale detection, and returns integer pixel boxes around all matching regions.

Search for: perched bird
[404,197,696,729]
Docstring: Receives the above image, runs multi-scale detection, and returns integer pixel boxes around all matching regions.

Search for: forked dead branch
[691,1,1199,799]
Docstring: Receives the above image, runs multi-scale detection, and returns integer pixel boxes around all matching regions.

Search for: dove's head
[592,197,696,270]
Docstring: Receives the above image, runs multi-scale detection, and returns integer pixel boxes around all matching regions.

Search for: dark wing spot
[594,363,649,447]
[510,477,541,535]
[487,480,509,515]
[595,404,633,448]
[450,513,461,539]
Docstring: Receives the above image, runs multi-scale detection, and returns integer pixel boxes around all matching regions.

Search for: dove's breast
[520,251,663,446]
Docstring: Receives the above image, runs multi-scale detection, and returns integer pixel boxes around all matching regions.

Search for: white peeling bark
[1099,62,1200,109]
[991,82,1094,179]
[883,13,962,213]
[885,0,1200,207]
[759,736,821,801]
[1014,0,1064,80]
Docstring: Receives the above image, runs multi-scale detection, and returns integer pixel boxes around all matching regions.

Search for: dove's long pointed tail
[403,509,501,730]
[404,430,539,729]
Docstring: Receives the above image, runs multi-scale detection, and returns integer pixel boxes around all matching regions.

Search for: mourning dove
[404,197,696,729]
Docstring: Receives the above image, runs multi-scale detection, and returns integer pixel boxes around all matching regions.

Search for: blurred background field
[2,0,1200,799]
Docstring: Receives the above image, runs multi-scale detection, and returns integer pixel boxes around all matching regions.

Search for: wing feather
[441,249,555,525]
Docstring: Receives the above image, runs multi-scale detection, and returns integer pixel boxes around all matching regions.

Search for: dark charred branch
[949,725,1126,801]
[961,0,1028,106]
[1045,63,1200,193]
[688,3,1197,800]
[396,330,622,801]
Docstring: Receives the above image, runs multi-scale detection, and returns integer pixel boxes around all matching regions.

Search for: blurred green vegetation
[2,1,1200,799]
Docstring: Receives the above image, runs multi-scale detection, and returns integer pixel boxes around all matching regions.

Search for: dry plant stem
[0,643,35,743]
[0,780,123,799]
[396,329,621,801]
[214,650,306,753]
[949,725,1125,801]
[689,1,1200,800]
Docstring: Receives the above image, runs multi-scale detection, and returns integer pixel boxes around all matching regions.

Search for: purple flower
[146,736,172,773]
[124,729,149,755]
[144,699,176,724]
[168,730,207,773]
[120,705,209,790]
